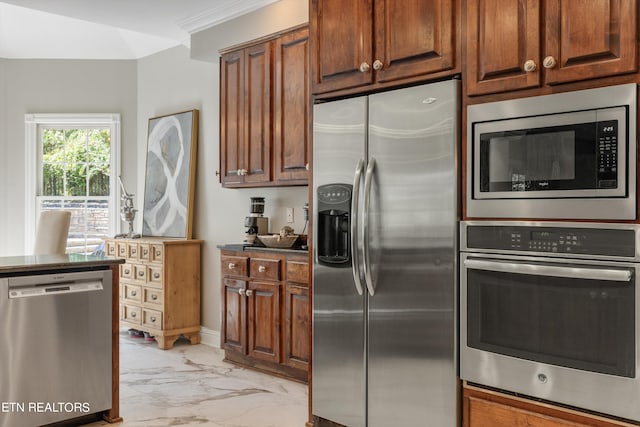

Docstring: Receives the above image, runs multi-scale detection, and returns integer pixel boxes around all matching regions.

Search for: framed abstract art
[142,109,198,239]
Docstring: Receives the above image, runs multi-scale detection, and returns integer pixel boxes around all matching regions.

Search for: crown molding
[176,0,281,35]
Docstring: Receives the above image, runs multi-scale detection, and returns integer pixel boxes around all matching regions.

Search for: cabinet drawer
[117,242,127,258]
[222,255,249,277]
[122,304,142,324]
[123,283,142,303]
[143,309,163,329]
[133,264,147,282]
[120,263,133,280]
[147,266,163,287]
[250,258,281,281]
[143,287,163,307]
[286,260,308,284]
[127,243,139,260]
[138,244,151,262]
[151,244,164,263]
[105,241,117,257]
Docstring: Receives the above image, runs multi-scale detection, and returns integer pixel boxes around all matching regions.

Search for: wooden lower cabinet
[221,248,309,382]
[463,383,639,427]
[105,237,202,350]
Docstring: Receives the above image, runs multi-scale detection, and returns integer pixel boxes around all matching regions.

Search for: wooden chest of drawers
[105,237,202,349]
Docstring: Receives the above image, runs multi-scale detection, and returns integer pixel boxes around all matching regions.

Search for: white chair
[33,210,72,255]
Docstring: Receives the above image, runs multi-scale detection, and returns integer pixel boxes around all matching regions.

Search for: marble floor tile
[85,330,308,427]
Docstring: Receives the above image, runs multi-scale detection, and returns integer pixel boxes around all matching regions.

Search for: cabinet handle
[239,288,246,295]
[228,262,236,270]
[153,273,160,279]
[131,291,137,297]
[305,163,309,171]
[138,271,144,277]
[246,289,254,297]
[124,269,130,275]
[143,249,148,255]
[359,62,370,73]
[150,316,156,322]
[523,59,537,72]
[236,169,242,176]
[258,265,266,273]
[151,294,158,300]
[372,59,383,71]
[543,56,557,69]
[131,312,136,318]
[156,251,161,257]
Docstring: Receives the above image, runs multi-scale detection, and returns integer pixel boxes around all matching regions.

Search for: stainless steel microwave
[467,84,637,220]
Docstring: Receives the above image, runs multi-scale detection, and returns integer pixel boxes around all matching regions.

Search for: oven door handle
[464,258,633,282]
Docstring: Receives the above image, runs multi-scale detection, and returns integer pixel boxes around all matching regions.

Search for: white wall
[0,59,137,256]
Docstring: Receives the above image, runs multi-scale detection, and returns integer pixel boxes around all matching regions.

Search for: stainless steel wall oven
[466,84,637,220]
[460,221,640,422]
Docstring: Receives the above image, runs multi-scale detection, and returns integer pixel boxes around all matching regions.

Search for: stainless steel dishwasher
[0,268,112,427]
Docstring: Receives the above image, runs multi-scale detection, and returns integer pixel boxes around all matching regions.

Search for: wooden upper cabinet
[219,25,309,188]
[310,0,374,94]
[274,27,310,184]
[465,0,541,95]
[465,0,638,96]
[544,0,637,85]
[311,0,459,96]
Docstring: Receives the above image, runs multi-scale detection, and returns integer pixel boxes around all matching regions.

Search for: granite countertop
[218,243,308,254]
[0,253,124,275]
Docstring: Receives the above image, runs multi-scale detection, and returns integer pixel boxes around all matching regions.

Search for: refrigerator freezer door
[367,80,459,427]
[313,96,367,427]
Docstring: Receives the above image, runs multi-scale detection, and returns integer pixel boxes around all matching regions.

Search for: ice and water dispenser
[317,184,352,267]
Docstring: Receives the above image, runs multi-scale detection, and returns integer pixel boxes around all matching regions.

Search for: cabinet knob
[151,294,158,300]
[305,163,310,171]
[236,169,242,176]
[523,59,537,72]
[124,269,130,275]
[246,289,254,297]
[150,316,156,322]
[372,59,383,71]
[228,262,236,270]
[131,290,137,297]
[239,288,246,295]
[138,271,144,277]
[153,273,160,279]
[131,312,136,318]
[543,56,557,69]
[258,265,266,273]
[359,62,371,73]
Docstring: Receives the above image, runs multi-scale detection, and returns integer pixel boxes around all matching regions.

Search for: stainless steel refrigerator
[312,80,459,427]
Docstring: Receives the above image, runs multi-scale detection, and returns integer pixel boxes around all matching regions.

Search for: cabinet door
[247,281,281,363]
[284,284,309,370]
[544,0,637,85]
[222,278,247,353]
[220,50,245,185]
[373,0,456,83]
[310,0,374,94]
[243,42,273,185]
[274,27,310,184]
[465,0,541,95]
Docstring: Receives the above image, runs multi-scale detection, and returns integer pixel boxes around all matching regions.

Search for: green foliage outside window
[41,128,111,196]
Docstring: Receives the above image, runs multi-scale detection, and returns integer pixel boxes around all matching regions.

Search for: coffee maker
[244,197,268,244]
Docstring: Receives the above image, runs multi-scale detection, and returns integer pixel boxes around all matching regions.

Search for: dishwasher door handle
[464,258,633,282]
[9,280,104,299]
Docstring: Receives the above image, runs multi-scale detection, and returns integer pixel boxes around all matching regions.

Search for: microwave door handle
[363,157,376,297]
[464,258,632,282]
[351,159,365,296]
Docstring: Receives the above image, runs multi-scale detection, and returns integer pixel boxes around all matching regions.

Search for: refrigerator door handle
[363,157,376,296]
[351,158,365,296]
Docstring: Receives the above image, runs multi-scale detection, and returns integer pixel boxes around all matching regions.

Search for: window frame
[25,113,121,251]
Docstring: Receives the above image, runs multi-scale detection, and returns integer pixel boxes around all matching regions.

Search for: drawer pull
[131,291,137,297]
[156,251,162,257]
[258,265,266,273]
[138,271,144,277]
[143,249,148,255]
[131,249,137,254]
[246,289,254,297]
[228,263,236,270]
[239,288,246,295]
[130,312,136,318]
[150,316,156,322]
[153,273,160,279]
[151,294,158,301]
[124,269,130,275]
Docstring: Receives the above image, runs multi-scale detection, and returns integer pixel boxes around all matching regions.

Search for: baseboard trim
[199,326,220,348]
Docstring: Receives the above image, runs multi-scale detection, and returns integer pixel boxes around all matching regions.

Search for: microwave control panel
[597,120,618,188]
[465,224,636,258]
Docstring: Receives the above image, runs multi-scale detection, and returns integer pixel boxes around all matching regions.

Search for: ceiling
[0,0,280,59]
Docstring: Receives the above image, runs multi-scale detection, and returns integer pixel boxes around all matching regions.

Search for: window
[25,114,121,254]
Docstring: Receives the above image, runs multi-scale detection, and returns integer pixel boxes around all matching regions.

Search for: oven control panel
[465,224,636,258]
